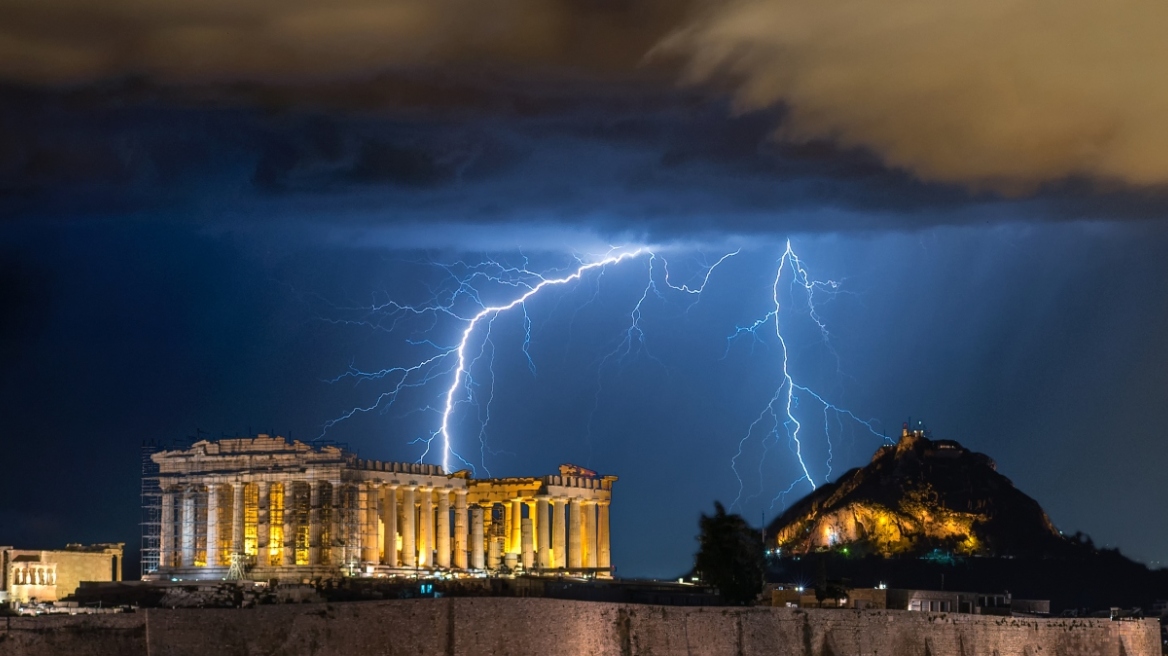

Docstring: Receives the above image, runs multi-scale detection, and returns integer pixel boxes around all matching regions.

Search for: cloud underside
[2,0,1168,233]
[663,0,1168,191]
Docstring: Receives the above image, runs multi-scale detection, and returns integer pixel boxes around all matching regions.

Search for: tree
[694,501,765,605]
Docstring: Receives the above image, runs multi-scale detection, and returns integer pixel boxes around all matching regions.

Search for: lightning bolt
[318,246,745,475]
[435,249,645,472]
[727,240,886,512]
[316,240,874,509]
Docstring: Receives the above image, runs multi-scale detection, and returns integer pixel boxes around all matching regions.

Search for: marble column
[329,483,341,564]
[383,485,398,567]
[510,499,523,555]
[372,483,384,563]
[526,500,538,552]
[568,498,583,569]
[372,483,384,564]
[329,482,343,566]
[257,482,271,566]
[283,481,296,566]
[206,484,221,567]
[418,486,433,567]
[401,486,417,567]
[503,502,513,554]
[536,496,550,568]
[470,505,485,569]
[454,491,468,569]
[598,501,611,571]
[180,487,196,567]
[309,481,323,565]
[436,490,451,568]
[357,484,368,563]
[521,516,534,570]
[584,500,598,569]
[360,483,377,563]
[160,488,175,568]
[231,482,245,558]
[487,535,503,569]
[552,498,567,568]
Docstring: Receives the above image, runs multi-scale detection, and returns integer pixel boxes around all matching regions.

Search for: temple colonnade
[152,437,615,578]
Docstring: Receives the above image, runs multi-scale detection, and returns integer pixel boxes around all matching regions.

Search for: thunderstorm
[318,241,884,510]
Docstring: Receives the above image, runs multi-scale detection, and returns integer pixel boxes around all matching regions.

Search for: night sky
[3,0,1168,580]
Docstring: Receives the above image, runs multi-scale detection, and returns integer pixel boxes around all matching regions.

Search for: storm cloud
[2,0,1168,238]
[662,0,1168,191]
[0,0,684,84]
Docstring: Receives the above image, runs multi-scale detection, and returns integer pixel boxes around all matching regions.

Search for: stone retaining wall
[0,598,1158,656]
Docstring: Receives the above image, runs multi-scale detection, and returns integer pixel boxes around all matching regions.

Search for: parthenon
[145,436,614,580]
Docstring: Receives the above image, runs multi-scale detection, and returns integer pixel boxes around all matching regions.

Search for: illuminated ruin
[143,436,614,580]
[1,544,123,604]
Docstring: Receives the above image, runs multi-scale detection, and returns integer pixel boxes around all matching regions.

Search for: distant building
[889,589,1049,615]
[889,589,1008,614]
[771,585,1048,616]
[1,544,124,604]
[144,436,615,581]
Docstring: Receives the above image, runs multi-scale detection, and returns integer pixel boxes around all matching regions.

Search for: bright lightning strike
[318,247,740,475]
[727,240,886,512]
[317,240,876,508]
[435,249,644,471]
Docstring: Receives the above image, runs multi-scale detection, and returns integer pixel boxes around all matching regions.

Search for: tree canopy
[694,501,765,605]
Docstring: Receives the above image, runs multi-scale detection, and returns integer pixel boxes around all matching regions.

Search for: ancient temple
[2,543,123,604]
[144,436,614,580]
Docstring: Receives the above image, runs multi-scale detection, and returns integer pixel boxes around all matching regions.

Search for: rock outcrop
[767,426,1069,557]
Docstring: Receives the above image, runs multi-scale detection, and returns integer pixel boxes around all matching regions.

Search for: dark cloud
[0,0,689,85]
[3,0,1168,205]
[9,80,1167,246]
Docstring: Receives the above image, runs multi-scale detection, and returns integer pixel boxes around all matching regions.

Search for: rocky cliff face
[767,428,1069,557]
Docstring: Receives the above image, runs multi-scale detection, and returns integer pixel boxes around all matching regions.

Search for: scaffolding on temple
[190,436,365,578]
[139,441,162,578]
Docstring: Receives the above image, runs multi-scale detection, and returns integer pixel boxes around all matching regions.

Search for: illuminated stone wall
[0,599,1159,656]
[1,545,122,604]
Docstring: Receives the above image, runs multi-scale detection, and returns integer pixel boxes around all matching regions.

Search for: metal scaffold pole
[140,441,162,578]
